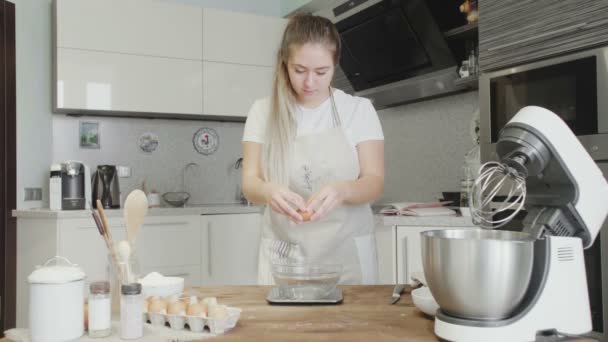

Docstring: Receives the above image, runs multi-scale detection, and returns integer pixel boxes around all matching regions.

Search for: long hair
[263,13,341,185]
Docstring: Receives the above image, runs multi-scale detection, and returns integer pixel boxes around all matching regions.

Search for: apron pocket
[354,234,379,285]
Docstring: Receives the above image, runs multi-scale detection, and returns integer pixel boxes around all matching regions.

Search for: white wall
[14,0,282,209]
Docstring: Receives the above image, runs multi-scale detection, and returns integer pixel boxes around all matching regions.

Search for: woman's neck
[297,88,331,109]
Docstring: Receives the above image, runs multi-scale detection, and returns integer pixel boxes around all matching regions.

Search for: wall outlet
[117,166,131,178]
[24,187,42,201]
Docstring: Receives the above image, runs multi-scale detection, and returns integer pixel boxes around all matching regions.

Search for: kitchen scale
[428,106,608,341]
[266,287,343,304]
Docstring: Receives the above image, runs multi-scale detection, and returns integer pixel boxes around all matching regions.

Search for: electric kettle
[92,165,120,208]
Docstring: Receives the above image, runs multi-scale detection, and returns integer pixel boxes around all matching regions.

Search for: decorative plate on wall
[193,127,219,155]
[138,131,159,153]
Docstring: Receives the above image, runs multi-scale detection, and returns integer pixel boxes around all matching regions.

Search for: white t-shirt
[242,89,384,146]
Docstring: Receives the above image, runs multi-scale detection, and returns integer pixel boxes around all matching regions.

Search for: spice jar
[88,281,111,337]
[120,283,143,339]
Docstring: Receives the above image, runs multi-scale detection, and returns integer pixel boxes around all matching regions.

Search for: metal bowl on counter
[421,229,535,321]
[162,192,190,207]
[271,259,342,300]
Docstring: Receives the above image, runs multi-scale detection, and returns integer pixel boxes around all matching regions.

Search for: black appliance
[316,0,458,108]
[60,161,87,210]
[92,165,120,209]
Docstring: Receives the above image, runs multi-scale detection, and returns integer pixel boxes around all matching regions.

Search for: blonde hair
[264,13,341,185]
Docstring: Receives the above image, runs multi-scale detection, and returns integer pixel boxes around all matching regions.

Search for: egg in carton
[144,293,241,334]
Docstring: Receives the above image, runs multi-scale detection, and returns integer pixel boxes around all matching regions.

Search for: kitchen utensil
[421,229,534,320]
[271,260,342,300]
[28,256,86,342]
[124,189,148,245]
[411,287,440,316]
[162,191,190,207]
[469,160,526,228]
[117,240,133,283]
[390,284,406,304]
[266,287,343,304]
[91,211,123,284]
[95,200,113,240]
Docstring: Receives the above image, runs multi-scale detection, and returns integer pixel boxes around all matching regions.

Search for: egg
[186,302,206,317]
[202,297,217,306]
[188,295,198,305]
[297,209,313,222]
[148,298,168,314]
[208,304,228,319]
[167,301,187,315]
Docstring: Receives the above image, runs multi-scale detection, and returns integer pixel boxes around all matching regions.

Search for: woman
[241,13,384,285]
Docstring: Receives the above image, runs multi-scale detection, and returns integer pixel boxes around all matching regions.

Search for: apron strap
[329,87,342,128]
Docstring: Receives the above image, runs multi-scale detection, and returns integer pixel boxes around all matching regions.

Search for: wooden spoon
[124,189,148,246]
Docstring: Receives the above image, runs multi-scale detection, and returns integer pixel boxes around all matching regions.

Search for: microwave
[480,45,608,163]
[481,46,608,340]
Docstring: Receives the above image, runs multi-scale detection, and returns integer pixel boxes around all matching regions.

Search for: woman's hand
[305,182,348,222]
[263,183,307,223]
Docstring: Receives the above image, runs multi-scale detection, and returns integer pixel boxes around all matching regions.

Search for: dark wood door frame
[0,0,16,334]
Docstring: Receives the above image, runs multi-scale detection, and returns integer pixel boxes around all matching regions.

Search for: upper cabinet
[55,0,202,60]
[479,0,608,72]
[202,8,285,67]
[201,9,286,117]
[53,0,286,119]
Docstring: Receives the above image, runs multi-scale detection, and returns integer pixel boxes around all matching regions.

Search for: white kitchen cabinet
[55,0,203,60]
[396,225,478,284]
[202,8,286,67]
[56,48,203,115]
[202,61,273,117]
[375,219,396,285]
[201,213,262,285]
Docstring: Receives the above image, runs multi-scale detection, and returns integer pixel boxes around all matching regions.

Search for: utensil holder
[106,249,140,313]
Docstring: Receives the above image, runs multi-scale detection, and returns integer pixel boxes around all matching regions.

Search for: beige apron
[257,89,378,285]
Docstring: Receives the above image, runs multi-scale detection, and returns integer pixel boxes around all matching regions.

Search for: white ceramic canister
[28,256,86,342]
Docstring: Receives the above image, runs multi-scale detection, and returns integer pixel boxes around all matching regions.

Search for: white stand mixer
[433,106,608,341]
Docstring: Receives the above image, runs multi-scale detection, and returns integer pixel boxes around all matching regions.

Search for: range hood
[312,0,467,109]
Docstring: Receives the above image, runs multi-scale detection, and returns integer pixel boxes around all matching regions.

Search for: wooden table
[197,285,436,342]
[1,285,596,341]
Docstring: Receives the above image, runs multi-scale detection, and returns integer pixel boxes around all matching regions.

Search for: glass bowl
[271,260,342,300]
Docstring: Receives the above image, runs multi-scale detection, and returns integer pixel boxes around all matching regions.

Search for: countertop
[12,203,263,219]
[1,286,596,342]
[381,214,477,227]
[13,205,477,229]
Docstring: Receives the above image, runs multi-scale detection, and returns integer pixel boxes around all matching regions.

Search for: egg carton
[144,306,241,334]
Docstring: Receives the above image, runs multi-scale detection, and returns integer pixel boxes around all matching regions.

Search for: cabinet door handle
[207,221,212,277]
[487,23,587,52]
[142,222,187,227]
[165,273,189,278]
[401,236,408,285]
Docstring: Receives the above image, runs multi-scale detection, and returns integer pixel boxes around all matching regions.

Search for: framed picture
[79,121,100,149]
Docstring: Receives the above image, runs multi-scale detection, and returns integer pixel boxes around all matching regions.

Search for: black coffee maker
[92,165,120,208]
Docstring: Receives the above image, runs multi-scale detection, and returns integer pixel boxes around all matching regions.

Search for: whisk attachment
[469,160,527,229]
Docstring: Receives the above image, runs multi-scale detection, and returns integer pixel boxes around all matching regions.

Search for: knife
[390,284,407,304]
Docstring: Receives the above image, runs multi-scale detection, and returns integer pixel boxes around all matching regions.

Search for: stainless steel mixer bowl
[421,229,535,321]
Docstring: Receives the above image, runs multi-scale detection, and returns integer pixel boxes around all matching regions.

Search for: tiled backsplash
[377,91,479,203]
[52,115,246,205]
[52,90,478,207]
